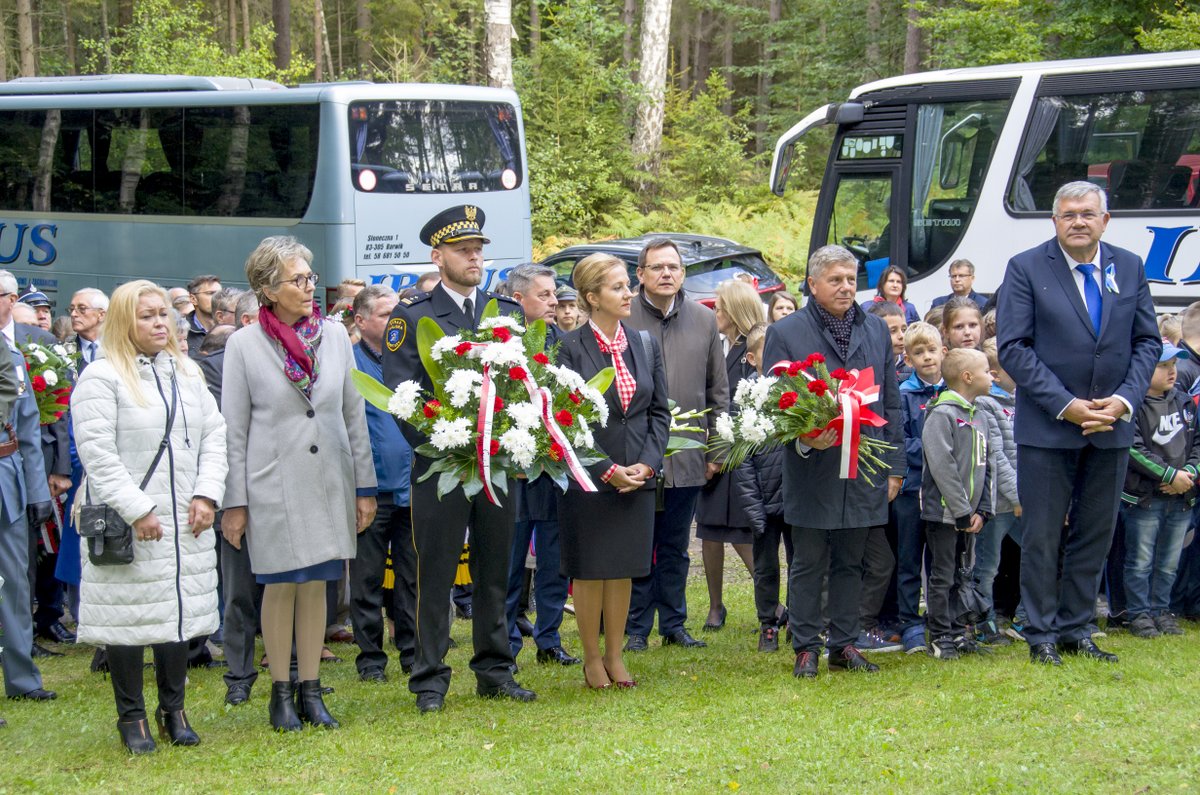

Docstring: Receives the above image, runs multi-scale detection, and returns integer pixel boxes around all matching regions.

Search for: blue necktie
[1075,264,1102,335]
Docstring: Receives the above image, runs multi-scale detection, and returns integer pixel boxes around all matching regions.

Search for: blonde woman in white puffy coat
[72,280,227,755]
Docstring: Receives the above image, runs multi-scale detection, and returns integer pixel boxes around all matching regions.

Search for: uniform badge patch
[386,317,407,351]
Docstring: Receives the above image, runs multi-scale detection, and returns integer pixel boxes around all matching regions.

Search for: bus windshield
[349,100,522,194]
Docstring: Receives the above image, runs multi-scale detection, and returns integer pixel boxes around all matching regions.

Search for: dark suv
[539,233,785,306]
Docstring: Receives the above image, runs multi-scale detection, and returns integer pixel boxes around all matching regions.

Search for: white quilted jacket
[72,351,227,647]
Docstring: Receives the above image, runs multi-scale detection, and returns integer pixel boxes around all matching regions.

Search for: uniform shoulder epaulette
[489,292,521,307]
[400,291,431,307]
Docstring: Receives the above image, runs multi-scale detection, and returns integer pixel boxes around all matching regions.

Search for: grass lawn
[2,555,1198,794]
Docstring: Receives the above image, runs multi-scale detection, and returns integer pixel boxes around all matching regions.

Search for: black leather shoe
[827,646,879,673]
[359,666,387,683]
[516,615,534,638]
[416,692,444,713]
[793,650,818,678]
[37,622,76,644]
[155,707,200,746]
[224,684,251,706]
[10,688,56,701]
[296,680,339,728]
[117,718,156,755]
[1059,637,1118,663]
[477,680,537,702]
[400,660,414,676]
[455,603,473,620]
[268,681,302,732]
[1029,642,1063,665]
[30,643,62,659]
[758,626,779,653]
[662,630,707,648]
[624,634,649,652]
[536,646,581,666]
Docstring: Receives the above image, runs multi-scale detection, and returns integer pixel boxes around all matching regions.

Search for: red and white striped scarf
[590,320,635,412]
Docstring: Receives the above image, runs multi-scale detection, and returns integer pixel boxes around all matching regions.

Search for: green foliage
[79,0,312,82]
[1138,5,1200,50]
[914,0,1049,67]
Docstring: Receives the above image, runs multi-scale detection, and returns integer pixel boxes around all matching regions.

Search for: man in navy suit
[997,181,1160,665]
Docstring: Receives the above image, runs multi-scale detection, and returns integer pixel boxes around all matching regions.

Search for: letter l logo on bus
[1144,226,1200,284]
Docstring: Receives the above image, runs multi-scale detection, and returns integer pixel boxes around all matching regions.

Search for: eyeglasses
[193,289,221,298]
[642,263,683,275]
[277,272,319,290]
[68,304,96,314]
[1056,211,1103,223]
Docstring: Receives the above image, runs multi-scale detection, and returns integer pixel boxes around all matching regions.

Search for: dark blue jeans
[506,519,569,658]
[1170,501,1200,617]
[627,486,701,638]
[1121,497,1192,616]
[974,511,1022,622]
[892,492,926,633]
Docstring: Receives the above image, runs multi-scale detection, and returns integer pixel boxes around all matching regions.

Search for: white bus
[770,51,1200,309]
[0,74,531,309]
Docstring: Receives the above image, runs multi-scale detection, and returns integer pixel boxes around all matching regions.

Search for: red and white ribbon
[477,364,501,505]
[779,362,886,480]
[514,373,597,492]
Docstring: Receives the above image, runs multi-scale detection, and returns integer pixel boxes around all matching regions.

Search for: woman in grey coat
[222,237,377,732]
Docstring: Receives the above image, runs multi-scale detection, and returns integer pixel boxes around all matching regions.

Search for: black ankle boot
[155,706,200,746]
[268,681,302,732]
[295,679,339,728]
[117,718,157,754]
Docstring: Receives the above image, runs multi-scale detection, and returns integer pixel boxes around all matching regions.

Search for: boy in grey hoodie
[921,348,994,659]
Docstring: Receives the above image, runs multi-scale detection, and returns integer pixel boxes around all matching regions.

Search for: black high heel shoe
[269,681,302,732]
[155,707,200,746]
[296,680,339,728]
[117,718,157,755]
[703,605,728,632]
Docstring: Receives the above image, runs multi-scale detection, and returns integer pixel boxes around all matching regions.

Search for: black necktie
[463,297,474,328]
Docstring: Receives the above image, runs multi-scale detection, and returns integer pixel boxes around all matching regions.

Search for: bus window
[1009,87,1200,213]
[826,172,894,289]
[909,100,1009,279]
[349,100,522,194]
[95,108,181,214]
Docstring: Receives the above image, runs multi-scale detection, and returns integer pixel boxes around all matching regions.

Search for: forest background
[1,0,1199,283]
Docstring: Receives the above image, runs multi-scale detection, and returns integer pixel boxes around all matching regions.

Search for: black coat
[197,349,225,406]
[514,324,563,522]
[696,341,756,529]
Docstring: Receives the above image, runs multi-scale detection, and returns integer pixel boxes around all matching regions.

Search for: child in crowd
[921,348,994,659]
[1120,344,1199,638]
[739,325,793,652]
[941,296,983,350]
[895,322,946,654]
[973,339,1022,645]
[867,301,911,383]
[1159,313,1182,346]
[555,286,581,331]
[923,305,944,329]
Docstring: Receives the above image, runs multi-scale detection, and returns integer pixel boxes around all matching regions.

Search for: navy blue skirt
[256,558,344,585]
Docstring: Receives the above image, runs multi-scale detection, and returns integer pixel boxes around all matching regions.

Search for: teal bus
[0,74,531,309]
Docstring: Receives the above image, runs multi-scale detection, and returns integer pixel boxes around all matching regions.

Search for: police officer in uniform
[382,205,536,713]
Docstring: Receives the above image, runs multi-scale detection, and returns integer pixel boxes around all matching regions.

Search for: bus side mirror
[940,139,964,189]
[828,103,865,125]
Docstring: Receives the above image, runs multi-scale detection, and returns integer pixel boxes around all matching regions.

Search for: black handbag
[78,374,177,566]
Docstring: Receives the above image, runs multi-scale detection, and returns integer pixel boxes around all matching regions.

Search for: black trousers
[350,494,416,673]
[788,526,869,652]
[220,530,262,689]
[408,457,516,697]
[925,522,975,639]
[107,642,188,721]
[752,515,794,626]
[27,522,64,632]
[859,525,895,631]
[1017,444,1126,645]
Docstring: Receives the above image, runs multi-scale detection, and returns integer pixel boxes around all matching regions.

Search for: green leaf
[667,436,708,453]
[437,470,461,500]
[461,476,484,500]
[586,367,616,396]
[350,370,396,413]
[481,298,501,322]
[525,318,547,358]
[416,317,447,400]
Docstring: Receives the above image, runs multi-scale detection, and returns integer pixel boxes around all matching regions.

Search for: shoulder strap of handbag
[638,330,653,363]
[83,370,178,504]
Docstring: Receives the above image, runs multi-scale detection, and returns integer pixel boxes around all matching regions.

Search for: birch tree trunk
[631,0,672,173]
[484,0,514,90]
[16,0,35,77]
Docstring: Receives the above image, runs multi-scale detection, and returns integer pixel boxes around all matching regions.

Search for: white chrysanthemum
[746,377,777,409]
[387,381,423,420]
[506,401,542,430]
[430,417,473,451]
[579,386,609,425]
[733,378,754,408]
[43,370,58,388]
[572,427,595,450]
[52,344,67,358]
[714,412,735,443]
[479,339,527,368]
[547,364,587,393]
[499,427,538,469]
[445,369,484,408]
[32,348,48,364]
[741,408,767,443]
[479,315,526,334]
[755,415,776,441]
[431,334,465,359]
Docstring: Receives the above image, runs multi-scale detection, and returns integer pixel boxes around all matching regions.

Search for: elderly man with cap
[382,205,534,713]
[17,291,53,332]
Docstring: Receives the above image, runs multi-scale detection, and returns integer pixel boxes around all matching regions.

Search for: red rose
[549,442,564,462]
[809,353,825,364]
[533,352,550,365]
[492,327,512,342]
[422,400,441,418]
[555,410,574,427]
[568,391,583,405]
[787,361,803,377]
[489,439,500,456]
[494,396,504,412]
[807,379,829,397]
[772,364,789,376]
[831,368,849,380]
[31,375,46,392]
[779,391,798,410]
[508,366,527,381]
[455,342,473,356]
[55,395,71,406]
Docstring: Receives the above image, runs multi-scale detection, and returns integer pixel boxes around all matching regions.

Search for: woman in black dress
[558,253,670,689]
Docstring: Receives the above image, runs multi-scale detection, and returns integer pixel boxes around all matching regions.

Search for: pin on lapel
[1104,263,1119,294]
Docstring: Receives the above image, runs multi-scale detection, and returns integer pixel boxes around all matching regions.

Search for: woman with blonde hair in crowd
[72,280,227,754]
[222,236,376,732]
